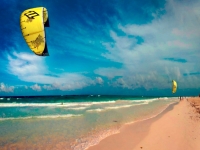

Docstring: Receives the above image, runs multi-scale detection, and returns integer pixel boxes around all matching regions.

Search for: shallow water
[0,96,178,150]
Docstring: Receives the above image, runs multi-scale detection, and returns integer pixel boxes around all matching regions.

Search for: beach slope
[87,98,200,150]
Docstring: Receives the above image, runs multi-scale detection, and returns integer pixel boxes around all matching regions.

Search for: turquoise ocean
[0,95,178,150]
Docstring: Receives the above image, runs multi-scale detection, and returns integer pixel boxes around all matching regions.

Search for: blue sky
[0,0,200,96]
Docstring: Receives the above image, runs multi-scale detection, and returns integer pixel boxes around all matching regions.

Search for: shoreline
[87,98,200,150]
[124,101,178,126]
[71,99,178,150]
[86,101,178,150]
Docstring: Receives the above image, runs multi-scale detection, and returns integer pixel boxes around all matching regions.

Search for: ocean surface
[0,95,178,150]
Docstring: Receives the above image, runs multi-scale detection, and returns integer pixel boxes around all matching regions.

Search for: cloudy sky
[0,0,200,96]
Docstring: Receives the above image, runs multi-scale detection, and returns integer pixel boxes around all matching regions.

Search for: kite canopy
[20,7,49,56]
[172,80,177,94]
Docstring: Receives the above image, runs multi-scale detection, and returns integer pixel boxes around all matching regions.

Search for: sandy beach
[88,97,200,150]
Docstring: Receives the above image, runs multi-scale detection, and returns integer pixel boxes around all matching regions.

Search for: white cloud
[95,67,124,79]
[8,52,47,76]
[98,0,200,90]
[7,52,99,91]
[0,83,14,92]
[30,84,41,91]
[42,74,95,91]
[95,77,104,84]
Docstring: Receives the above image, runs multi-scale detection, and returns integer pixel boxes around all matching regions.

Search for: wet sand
[87,97,200,150]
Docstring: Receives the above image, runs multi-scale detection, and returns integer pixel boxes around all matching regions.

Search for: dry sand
[87,97,200,150]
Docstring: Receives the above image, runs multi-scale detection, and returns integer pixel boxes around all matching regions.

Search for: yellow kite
[172,80,177,94]
[20,7,49,56]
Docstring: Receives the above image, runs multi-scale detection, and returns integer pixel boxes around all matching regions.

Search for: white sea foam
[105,102,149,109]
[0,103,64,107]
[51,101,116,108]
[0,98,161,109]
[91,101,116,105]
[160,97,168,100]
[0,101,116,108]
[67,107,88,110]
[132,98,158,103]
[86,109,104,112]
[105,104,134,110]
[87,102,149,113]
[36,114,82,119]
[0,114,82,121]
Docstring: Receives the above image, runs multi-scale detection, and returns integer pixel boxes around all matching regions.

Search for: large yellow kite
[20,7,49,56]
